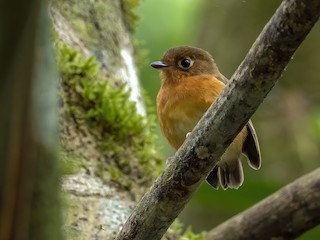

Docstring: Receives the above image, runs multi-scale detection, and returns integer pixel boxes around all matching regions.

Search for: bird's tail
[206,158,244,190]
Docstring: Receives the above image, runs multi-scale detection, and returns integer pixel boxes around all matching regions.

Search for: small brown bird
[151,46,261,190]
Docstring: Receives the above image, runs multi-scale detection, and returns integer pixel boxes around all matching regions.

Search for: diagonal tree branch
[115,1,320,239]
[205,168,320,240]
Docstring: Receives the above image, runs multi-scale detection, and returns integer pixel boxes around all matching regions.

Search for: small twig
[115,1,320,239]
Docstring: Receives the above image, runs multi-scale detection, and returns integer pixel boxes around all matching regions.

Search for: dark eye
[178,57,194,70]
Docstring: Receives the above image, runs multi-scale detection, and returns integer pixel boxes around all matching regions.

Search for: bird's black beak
[150,61,168,69]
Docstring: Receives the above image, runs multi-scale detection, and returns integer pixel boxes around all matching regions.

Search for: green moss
[55,43,163,188]
[123,0,141,31]
[59,147,84,175]
[107,165,132,189]
[56,44,145,140]
[164,219,205,240]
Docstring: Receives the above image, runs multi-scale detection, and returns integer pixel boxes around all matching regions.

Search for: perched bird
[151,46,261,190]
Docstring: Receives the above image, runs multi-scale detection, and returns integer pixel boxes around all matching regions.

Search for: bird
[151,46,261,190]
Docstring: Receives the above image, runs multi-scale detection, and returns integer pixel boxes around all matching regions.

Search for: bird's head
[151,46,224,83]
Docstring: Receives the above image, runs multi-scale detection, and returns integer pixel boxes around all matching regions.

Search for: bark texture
[115,1,320,239]
[206,168,320,240]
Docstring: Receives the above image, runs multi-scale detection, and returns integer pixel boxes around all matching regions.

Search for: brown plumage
[151,46,261,190]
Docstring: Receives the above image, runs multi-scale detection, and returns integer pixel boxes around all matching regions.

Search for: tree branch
[206,168,320,240]
[115,1,320,239]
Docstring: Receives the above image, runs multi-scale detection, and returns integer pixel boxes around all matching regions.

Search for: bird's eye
[178,57,193,70]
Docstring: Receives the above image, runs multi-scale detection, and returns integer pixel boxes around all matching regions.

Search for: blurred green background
[134,0,320,239]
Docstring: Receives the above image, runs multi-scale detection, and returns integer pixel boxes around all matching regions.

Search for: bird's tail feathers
[206,158,244,190]
[206,165,219,189]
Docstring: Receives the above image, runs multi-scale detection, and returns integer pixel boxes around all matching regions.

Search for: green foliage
[56,43,163,187]
[164,219,205,240]
[179,227,205,240]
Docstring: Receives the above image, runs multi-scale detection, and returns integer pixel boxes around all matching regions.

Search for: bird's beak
[150,61,168,69]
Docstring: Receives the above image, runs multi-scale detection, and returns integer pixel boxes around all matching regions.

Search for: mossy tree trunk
[50,0,166,239]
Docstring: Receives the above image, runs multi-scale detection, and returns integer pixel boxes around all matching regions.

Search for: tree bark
[115,1,320,239]
[205,168,320,240]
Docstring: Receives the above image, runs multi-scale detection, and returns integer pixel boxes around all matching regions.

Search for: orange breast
[157,74,225,149]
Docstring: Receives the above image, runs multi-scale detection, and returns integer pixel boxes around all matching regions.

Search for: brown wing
[242,120,261,170]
